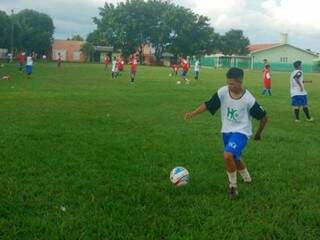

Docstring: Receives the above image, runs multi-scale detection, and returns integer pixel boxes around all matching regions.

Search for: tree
[69,34,84,41]
[14,9,54,55]
[81,42,95,62]
[0,11,11,49]
[86,30,108,46]
[92,0,220,63]
[220,29,250,55]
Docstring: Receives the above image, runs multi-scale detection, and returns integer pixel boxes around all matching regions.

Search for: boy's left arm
[249,102,268,141]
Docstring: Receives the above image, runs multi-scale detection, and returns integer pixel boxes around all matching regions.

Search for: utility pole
[10,9,14,62]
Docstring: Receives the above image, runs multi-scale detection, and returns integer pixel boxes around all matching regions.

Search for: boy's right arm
[185,103,207,121]
[185,93,221,121]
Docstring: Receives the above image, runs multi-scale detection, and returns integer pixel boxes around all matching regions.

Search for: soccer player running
[179,57,190,84]
[129,54,138,83]
[262,64,272,96]
[17,50,26,71]
[185,68,268,199]
[111,56,118,79]
[290,60,313,122]
[104,56,110,70]
[194,58,200,80]
[57,53,62,68]
[25,54,34,79]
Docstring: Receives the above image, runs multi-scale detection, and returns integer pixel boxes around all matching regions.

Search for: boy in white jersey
[185,68,268,199]
[111,56,118,79]
[194,58,200,80]
[290,61,313,122]
[25,54,33,79]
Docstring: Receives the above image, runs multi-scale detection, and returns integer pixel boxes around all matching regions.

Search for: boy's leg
[293,107,300,121]
[223,133,248,199]
[267,89,272,96]
[262,88,266,96]
[303,106,312,120]
[235,160,251,183]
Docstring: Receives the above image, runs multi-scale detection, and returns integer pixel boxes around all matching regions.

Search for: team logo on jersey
[227,107,239,121]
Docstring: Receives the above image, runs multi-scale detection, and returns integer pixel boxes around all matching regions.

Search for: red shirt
[181,60,189,71]
[17,53,25,64]
[118,60,125,70]
[130,58,137,71]
[263,69,271,88]
[104,57,109,65]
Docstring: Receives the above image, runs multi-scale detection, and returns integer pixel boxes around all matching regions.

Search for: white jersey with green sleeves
[205,86,266,138]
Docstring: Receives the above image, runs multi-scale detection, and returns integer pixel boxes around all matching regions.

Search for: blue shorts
[291,95,308,106]
[223,132,248,161]
[26,65,33,74]
[181,70,188,77]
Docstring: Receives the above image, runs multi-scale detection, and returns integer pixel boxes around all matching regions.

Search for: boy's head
[293,60,302,70]
[226,68,244,92]
[265,64,271,69]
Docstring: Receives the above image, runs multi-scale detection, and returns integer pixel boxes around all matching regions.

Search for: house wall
[52,40,85,62]
[251,44,318,72]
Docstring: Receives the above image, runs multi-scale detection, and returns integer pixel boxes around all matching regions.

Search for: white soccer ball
[170,167,190,186]
[176,81,181,84]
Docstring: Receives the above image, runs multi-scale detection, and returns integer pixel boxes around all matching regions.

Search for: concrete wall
[252,44,318,65]
[52,40,85,62]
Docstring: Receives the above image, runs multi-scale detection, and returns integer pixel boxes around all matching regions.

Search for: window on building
[280,57,288,63]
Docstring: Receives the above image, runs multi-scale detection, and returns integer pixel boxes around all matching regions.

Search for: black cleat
[229,187,239,200]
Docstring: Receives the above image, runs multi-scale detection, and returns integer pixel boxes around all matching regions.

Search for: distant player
[17,51,25,71]
[194,58,200,80]
[169,63,178,77]
[57,53,62,67]
[262,64,272,96]
[290,60,313,122]
[179,57,190,84]
[104,56,110,70]
[111,56,118,78]
[185,68,268,199]
[129,55,138,83]
[25,54,33,79]
[118,57,125,75]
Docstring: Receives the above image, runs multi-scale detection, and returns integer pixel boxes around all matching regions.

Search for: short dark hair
[265,64,271,68]
[226,67,244,81]
[293,60,302,69]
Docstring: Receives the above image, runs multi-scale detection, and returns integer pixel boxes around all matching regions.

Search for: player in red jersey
[129,54,138,83]
[262,64,272,96]
[178,57,190,84]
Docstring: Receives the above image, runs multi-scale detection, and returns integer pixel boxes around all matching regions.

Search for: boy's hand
[254,133,261,141]
[184,112,194,121]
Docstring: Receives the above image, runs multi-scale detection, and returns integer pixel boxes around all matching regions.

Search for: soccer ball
[170,167,190,186]
[176,81,181,84]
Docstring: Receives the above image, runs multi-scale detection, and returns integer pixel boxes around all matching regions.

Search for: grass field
[0,62,320,239]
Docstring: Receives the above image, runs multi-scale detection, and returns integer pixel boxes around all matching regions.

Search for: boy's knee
[224,152,234,161]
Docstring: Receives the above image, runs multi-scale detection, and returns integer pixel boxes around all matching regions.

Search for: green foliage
[0,10,11,49]
[220,29,250,55]
[80,42,95,62]
[0,63,319,239]
[14,9,54,55]
[69,34,84,41]
[93,0,220,61]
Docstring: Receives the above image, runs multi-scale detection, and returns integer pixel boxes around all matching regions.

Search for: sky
[1,0,319,52]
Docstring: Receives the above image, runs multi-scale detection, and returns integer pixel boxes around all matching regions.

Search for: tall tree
[220,29,250,55]
[14,9,54,55]
[0,11,11,49]
[69,34,84,41]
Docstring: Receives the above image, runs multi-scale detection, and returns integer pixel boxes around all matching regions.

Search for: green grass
[0,62,320,239]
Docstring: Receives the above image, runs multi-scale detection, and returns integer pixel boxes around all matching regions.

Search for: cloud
[0,0,319,51]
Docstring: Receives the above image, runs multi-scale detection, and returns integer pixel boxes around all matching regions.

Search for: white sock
[238,168,252,182]
[227,171,237,188]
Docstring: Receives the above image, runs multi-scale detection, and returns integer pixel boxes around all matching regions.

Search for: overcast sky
[1,0,319,52]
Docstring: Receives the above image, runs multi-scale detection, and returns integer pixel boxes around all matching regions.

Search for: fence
[191,55,320,73]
